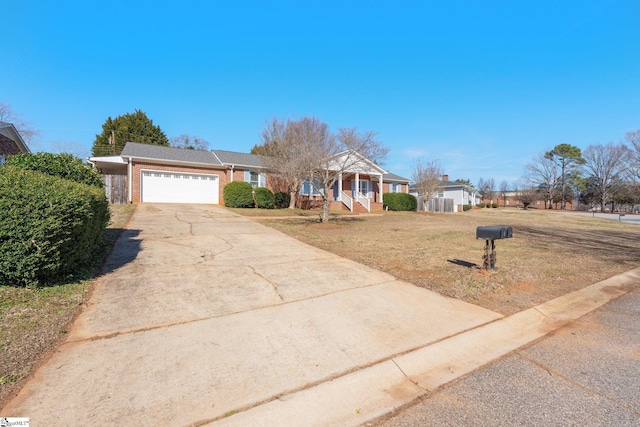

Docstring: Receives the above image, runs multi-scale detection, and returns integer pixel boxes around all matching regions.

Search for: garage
[141,170,219,204]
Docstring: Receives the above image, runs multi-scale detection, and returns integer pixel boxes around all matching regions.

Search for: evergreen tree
[544,143,585,210]
[91,109,169,156]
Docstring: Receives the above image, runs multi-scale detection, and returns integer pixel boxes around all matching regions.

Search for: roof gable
[328,150,387,175]
[0,122,30,154]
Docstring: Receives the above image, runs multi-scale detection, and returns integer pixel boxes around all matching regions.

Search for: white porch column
[338,172,342,199]
[379,174,383,202]
[355,173,359,198]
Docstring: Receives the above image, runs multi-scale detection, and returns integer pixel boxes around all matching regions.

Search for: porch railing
[356,192,370,212]
[340,191,353,211]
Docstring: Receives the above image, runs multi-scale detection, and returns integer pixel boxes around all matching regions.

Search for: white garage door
[141,170,219,204]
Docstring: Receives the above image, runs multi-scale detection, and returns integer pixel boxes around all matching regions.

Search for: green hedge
[274,192,290,209]
[223,181,254,208]
[383,193,417,211]
[254,187,275,209]
[463,204,472,211]
[0,167,110,287]
[476,203,485,208]
[5,152,104,188]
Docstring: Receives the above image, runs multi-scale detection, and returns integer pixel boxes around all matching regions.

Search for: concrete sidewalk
[2,204,639,426]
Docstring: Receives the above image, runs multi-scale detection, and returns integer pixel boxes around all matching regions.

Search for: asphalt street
[377,288,640,426]
[557,211,640,225]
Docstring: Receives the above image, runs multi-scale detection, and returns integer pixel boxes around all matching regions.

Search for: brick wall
[0,134,22,156]
[130,161,228,203]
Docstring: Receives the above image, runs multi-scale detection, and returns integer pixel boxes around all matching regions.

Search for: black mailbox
[476,226,513,270]
[476,226,513,240]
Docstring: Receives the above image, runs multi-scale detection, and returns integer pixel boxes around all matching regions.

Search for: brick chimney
[441,174,449,182]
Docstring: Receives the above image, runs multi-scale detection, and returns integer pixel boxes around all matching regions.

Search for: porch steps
[352,203,369,214]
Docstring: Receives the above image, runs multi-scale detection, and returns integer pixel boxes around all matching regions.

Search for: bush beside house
[254,187,275,209]
[274,191,290,209]
[0,166,110,287]
[383,193,417,211]
[223,181,254,208]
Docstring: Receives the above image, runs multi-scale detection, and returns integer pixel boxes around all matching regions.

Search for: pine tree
[91,109,169,156]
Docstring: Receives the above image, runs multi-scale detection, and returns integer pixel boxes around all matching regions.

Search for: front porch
[330,172,385,212]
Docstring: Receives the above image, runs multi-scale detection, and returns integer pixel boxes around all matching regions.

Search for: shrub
[492,203,498,208]
[476,203,485,208]
[383,193,417,211]
[274,191,291,209]
[254,187,275,209]
[5,152,104,188]
[223,181,254,208]
[0,167,110,287]
[463,204,472,211]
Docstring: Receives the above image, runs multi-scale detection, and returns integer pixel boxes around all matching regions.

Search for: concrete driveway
[3,204,638,426]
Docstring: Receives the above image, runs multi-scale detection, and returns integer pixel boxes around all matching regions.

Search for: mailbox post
[476,226,513,270]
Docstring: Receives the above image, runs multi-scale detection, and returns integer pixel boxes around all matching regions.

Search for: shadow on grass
[447,259,479,268]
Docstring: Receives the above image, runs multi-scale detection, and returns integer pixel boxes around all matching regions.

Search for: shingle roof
[383,172,410,183]
[121,142,223,166]
[211,150,265,168]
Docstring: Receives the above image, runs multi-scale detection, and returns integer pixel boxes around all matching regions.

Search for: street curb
[209,268,640,427]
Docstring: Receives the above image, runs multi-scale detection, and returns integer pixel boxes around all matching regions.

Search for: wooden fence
[427,198,455,213]
[102,175,127,204]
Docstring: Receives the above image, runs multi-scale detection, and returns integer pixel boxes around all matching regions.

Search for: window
[358,180,369,197]
[0,155,5,165]
[438,191,444,198]
[300,180,322,196]
[249,171,259,188]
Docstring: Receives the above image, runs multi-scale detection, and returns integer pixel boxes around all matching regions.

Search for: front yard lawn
[251,208,640,315]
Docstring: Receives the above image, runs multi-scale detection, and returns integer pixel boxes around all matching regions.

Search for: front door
[359,180,369,198]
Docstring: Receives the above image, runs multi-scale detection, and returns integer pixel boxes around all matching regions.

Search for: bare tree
[311,127,388,222]
[169,134,210,151]
[517,185,538,210]
[50,140,88,159]
[0,102,38,146]
[526,152,559,209]
[411,158,442,212]
[625,130,640,196]
[499,180,510,206]
[582,142,631,212]
[259,117,326,209]
[484,178,496,206]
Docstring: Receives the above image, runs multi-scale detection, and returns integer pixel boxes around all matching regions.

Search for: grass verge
[0,203,136,406]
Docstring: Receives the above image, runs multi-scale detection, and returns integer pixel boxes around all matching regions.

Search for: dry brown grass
[254,208,640,315]
[0,204,136,406]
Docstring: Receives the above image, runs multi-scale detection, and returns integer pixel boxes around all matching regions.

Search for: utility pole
[109,130,116,155]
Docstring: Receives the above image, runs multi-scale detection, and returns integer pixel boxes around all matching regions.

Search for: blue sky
[3,1,639,187]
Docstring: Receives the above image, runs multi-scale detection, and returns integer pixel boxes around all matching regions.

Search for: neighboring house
[89,142,409,211]
[492,190,575,210]
[410,175,480,212]
[0,122,30,164]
